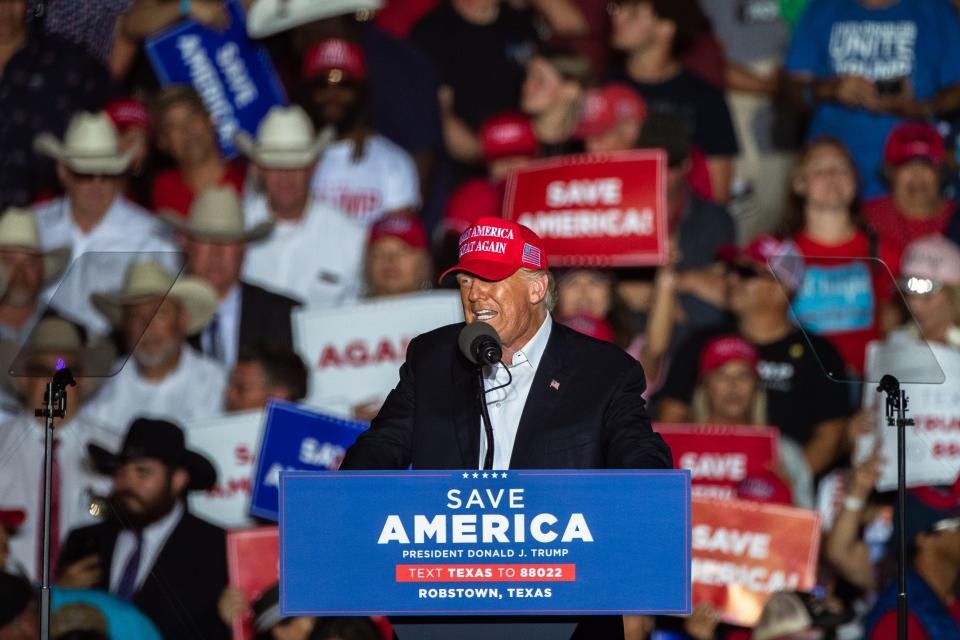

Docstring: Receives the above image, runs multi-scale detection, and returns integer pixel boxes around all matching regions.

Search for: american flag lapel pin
[549,379,560,391]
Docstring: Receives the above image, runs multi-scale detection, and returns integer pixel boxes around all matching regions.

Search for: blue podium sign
[280,470,691,616]
[145,0,287,158]
[249,401,368,521]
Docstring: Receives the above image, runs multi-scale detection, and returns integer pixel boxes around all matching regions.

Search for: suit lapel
[509,323,567,468]
[451,355,481,469]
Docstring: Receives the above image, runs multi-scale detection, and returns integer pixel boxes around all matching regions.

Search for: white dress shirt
[200,284,241,369]
[109,501,184,595]
[242,195,365,308]
[34,196,179,337]
[80,347,228,436]
[0,413,118,583]
[479,315,553,470]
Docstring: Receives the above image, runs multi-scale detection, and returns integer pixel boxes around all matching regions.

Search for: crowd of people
[1,0,960,638]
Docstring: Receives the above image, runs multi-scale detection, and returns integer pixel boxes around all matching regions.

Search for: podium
[279,470,691,639]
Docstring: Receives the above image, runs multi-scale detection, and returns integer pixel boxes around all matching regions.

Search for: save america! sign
[502,150,668,267]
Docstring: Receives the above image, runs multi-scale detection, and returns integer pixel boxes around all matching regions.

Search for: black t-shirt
[610,68,740,157]
[410,1,539,129]
[656,325,851,445]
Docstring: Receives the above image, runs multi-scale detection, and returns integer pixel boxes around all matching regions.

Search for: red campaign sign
[692,498,821,627]
[227,526,279,640]
[502,150,668,267]
[655,423,779,500]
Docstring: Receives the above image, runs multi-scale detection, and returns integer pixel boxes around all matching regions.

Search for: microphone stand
[478,370,495,470]
[35,366,76,640]
[876,374,913,640]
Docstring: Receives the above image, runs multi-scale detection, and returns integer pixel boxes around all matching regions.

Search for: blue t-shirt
[785,0,960,197]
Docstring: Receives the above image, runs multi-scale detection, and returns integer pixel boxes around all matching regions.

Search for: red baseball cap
[0,508,25,531]
[558,313,615,342]
[439,217,548,283]
[303,38,367,83]
[106,97,149,131]
[575,83,646,139]
[736,469,793,505]
[443,179,502,235]
[884,121,945,167]
[368,213,427,250]
[698,334,759,377]
[479,113,538,163]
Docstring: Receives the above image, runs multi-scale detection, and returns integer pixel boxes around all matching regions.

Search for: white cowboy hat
[246,0,383,38]
[235,105,334,169]
[91,262,219,336]
[34,112,139,175]
[0,208,71,285]
[160,186,273,243]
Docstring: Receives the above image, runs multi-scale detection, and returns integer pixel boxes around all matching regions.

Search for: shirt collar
[508,314,552,369]
[139,500,183,543]
[219,283,241,314]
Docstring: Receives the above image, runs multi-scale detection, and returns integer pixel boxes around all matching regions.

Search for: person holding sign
[342,216,671,471]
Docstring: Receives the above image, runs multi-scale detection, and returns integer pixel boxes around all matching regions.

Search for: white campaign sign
[861,337,960,491]
[293,291,464,414]
[187,410,263,529]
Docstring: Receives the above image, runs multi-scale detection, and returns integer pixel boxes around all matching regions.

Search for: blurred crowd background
[1,0,960,638]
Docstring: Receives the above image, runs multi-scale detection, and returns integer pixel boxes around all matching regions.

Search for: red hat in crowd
[106,97,150,131]
[718,234,807,292]
[442,179,502,235]
[479,113,538,163]
[439,217,547,283]
[558,314,615,343]
[884,121,945,167]
[368,213,428,250]
[736,469,794,506]
[303,38,367,83]
[575,83,647,139]
[698,334,759,377]
[0,508,25,531]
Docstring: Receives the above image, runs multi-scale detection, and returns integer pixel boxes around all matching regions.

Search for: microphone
[458,322,502,367]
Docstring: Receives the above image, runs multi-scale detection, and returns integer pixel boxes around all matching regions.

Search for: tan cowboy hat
[91,262,219,335]
[246,0,383,38]
[160,186,273,243]
[235,105,334,168]
[0,316,117,396]
[0,208,71,285]
[34,111,138,175]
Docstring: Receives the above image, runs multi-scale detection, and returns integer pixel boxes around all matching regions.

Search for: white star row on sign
[461,472,509,478]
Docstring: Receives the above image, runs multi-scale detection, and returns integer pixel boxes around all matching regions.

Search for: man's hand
[683,603,721,640]
[849,445,884,500]
[832,75,880,110]
[217,586,249,627]
[57,555,101,589]
[873,80,930,118]
[189,0,230,30]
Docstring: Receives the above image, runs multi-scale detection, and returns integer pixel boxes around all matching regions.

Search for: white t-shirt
[34,196,180,337]
[243,195,366,308]
[0,413,118,583]
[311,135,421,227]
[81,347,227,436]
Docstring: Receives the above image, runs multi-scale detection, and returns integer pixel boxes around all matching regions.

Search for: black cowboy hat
[88,418,216,491]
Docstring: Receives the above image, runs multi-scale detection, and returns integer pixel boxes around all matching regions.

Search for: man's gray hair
[519,268,557,312]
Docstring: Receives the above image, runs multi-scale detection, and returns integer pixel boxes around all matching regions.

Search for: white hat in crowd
[0,208,71,286]
[246,0,383,38]
[91,262,219,336]
[34,112,139,175]
[160,187,274,243]
[235,105,334,169]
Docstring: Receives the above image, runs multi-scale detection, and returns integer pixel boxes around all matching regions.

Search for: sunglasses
[931,517,960,533]
[725,263,767,280]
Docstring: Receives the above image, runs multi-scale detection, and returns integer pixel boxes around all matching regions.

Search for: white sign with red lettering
[293,291,464,414]
[187,410,264,529]
[861,337,960,491]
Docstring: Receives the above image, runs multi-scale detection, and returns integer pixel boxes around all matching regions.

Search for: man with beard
[0,209,70,344]
[0,317,118,584]
[301,38,421,227]
[58,418,229,640]
[81,261,227,436]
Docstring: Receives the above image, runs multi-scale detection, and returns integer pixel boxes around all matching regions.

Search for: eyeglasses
[68,169,118,182]
[725,263,766,280]
[931,517,960,533]
[899,276,944,296]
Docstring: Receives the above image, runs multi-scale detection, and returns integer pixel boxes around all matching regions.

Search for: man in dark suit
[162,186,300,369]
[57,418,228,640]
[342,216,671,471]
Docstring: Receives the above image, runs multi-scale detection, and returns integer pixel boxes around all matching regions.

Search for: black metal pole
[896,388,908,640]
[39,381,54,640]
[478,369,494,470]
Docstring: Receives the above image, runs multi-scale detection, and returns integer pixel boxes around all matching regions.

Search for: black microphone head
[458,322,502,365]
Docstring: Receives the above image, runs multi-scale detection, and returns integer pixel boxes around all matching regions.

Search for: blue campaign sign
[249,401,368,521]
[280,470,691,616]
[145,0,287,158]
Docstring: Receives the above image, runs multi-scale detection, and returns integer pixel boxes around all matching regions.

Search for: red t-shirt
[791,230,899,375]
[863,196,956,260]
[870,599,960,639]
[150,161,246,217]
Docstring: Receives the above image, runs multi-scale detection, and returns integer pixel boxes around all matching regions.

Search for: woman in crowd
[520,45,593,156]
